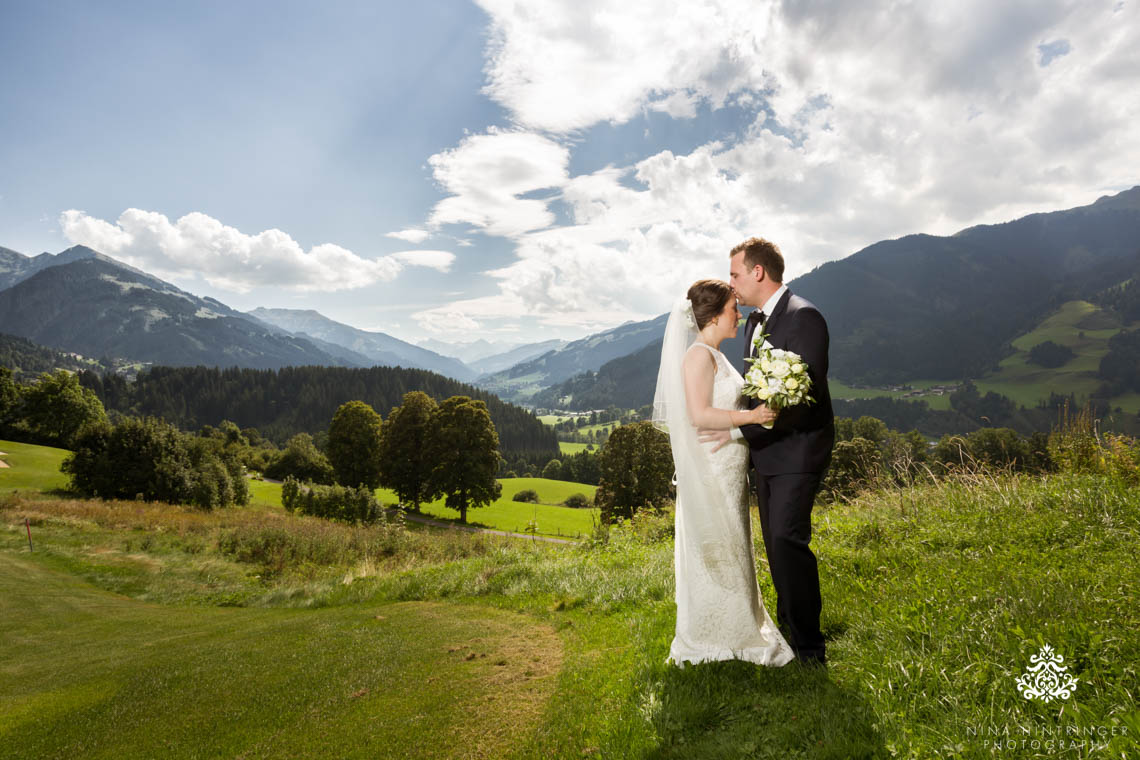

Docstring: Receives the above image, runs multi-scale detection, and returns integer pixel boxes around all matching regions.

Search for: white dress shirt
[729,283,787,440]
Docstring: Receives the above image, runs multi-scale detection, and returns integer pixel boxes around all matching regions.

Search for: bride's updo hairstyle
[686,279,734,330]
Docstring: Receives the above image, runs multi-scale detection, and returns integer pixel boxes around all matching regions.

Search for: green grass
[0,439,70,495]
[247,477,285,508]
[558,441,592,455]
[4,466,1137,758]
[6,460,1140,759]
[976,300,1137,411]
[0,552,561,760]
[829,378,956,411]
[377,477,598,540]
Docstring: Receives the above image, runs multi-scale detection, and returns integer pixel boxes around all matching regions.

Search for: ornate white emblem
[1016,644,1078,703]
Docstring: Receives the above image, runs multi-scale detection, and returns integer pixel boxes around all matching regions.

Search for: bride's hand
[747,403,777,426]
[698,428,732,452]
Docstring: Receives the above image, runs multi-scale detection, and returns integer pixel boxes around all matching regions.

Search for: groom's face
[729,252,764,306]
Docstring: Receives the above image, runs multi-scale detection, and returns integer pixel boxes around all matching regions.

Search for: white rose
[786,377,798,390]
[793,363,805,373]
[771,360,791,377]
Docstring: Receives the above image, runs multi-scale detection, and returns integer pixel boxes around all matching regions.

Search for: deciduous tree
[427,396,502,523]
[595,422,673,522]
[327,400,384,490]
[377,391,438,511]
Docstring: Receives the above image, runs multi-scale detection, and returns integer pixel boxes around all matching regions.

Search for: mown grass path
[0,552,562,760]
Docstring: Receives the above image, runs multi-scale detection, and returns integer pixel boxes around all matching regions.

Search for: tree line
[76,363,559,462]
[1,369,508,521]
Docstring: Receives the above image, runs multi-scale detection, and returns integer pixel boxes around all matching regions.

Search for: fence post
[26,518,33,552]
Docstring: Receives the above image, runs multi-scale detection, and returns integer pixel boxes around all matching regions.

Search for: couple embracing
[653,236,835,668]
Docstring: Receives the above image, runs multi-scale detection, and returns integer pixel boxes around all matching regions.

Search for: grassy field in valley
[976,300,1138,412]
[378,477,598,540]
[2,450,1137,757]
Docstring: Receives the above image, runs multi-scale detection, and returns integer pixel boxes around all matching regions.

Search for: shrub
[265,433,335,484]
[513,489,539,503]
[63,416,248,509]
[563,493,590,509]
[280,476,381,525]
[822,437,884,501]
[1048,402,1103,474]
[1028,339,1075,368]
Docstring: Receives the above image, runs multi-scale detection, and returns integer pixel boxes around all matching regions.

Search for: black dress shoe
[795,651,827,667]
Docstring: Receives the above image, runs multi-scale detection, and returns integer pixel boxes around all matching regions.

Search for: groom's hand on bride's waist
[697,428,733,452]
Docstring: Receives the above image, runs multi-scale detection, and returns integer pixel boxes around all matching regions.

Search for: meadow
[1,439,1137,758]
[377,477,598,540]
[830,300,1140,415]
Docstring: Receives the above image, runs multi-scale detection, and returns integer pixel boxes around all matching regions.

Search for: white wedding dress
[665,341,794,668]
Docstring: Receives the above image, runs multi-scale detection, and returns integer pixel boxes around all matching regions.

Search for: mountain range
[517,186,1140,410]
[4,186,1138,413]
[0,245,553,381]
[248,307,475,381]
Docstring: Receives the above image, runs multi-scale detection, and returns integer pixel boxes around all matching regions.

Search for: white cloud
[385,228,431,243]
[427,128,570,237]
[60,208,406,293]
[390,249,456,272]
[419,0,1140,335]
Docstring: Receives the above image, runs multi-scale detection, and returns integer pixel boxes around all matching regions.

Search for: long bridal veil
[652,298,749,587]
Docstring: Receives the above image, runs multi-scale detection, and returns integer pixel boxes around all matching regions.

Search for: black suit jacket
[740,289,835,475]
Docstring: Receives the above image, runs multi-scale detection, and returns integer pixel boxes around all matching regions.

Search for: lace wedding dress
[666,342,794,667]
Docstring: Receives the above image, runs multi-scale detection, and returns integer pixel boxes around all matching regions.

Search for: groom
[702,236,835,666]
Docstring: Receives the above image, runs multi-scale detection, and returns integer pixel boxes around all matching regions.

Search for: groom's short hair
[731,237,784,283]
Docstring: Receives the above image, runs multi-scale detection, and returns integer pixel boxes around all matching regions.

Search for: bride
[653,279,794,668]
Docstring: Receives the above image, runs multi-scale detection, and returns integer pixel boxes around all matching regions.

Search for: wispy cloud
[385,228,432,243]
[390,249,456,272]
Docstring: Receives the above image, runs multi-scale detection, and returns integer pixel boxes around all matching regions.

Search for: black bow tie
[747,310,766,330]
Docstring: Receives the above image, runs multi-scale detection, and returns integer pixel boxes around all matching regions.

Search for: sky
[1,0,1137,347]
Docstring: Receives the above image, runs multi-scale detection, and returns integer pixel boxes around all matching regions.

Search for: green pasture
[832,300,1140,414]
[975,300,1139,412]
[0,440,598,541]
[557,441,591,455]
[377,477,598,539]
[828,378,956,411]
[0,439,70,495]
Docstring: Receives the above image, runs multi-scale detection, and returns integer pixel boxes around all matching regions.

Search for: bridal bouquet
[741,328,815,427]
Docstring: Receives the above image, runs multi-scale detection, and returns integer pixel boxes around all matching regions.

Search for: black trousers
[753,468,826,661]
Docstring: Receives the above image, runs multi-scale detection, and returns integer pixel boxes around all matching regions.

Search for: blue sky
[2,0,1137,346]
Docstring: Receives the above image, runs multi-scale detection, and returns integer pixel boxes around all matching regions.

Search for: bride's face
[715,296,742,341]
